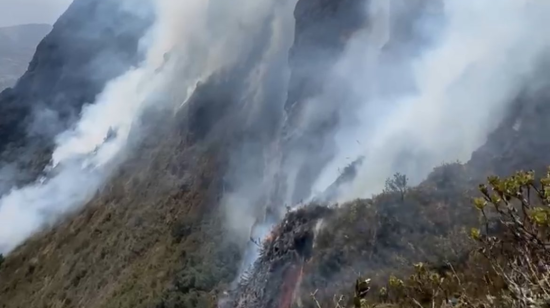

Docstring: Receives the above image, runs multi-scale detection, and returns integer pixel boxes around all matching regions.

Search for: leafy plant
[384,173,409,201]
[351,168,550,307]
[472,169,550,307]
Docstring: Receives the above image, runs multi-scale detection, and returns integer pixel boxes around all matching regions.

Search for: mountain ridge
[1,0,550,308]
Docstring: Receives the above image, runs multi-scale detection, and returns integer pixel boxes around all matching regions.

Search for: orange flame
[278,263,305,308]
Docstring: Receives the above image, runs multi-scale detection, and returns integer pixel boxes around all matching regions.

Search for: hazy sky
[0,0,72,27]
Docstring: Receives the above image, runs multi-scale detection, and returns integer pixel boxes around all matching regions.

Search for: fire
[265,231,275,242]
[278,263,305,308]
[292,265,305,306]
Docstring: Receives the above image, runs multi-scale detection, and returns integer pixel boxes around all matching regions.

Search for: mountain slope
[0,0,150,191]
[0,23,51,91]
[0,1,290,306]
[1,1,550,308]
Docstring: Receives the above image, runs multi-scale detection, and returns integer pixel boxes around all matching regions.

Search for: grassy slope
[298,164,478,307]
[0,113,238,308]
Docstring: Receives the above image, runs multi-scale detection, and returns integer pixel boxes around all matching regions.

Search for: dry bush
[349,168,550,308]
[300,163,476,308]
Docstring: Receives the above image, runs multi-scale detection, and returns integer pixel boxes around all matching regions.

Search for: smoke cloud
[1,0,547,282]
[0,0,294,253]
[217,0,296,277]
[311,0,550,201]
[214,0,550,282]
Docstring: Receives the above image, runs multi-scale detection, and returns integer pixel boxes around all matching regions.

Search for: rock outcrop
[221,205,332,308]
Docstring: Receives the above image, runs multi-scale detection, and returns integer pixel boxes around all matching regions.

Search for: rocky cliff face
[275,0,366,206]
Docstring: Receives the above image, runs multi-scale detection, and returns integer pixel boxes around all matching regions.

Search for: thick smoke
[219,0,296,277]
[0,0,294,253]
[312,0,550,201]
[0,0,157,254]
[1,0,545,279]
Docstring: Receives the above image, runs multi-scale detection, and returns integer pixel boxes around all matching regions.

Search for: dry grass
[308,169,550,308]
[0,115,234,308]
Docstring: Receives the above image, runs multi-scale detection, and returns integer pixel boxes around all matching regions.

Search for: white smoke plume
[312,0,550,201]
[0,0,294,254]
[220,0,296,277]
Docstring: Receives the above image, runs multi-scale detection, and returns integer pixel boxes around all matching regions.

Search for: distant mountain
[0,23,52,91]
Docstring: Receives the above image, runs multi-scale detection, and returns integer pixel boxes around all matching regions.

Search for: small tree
[384,173,409,201]
[352,168,550,307]
[471,169,550,307]
[0,253,4,268]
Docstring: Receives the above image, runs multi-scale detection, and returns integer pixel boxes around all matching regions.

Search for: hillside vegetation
[334,169,550,308]
[2,0,550,308]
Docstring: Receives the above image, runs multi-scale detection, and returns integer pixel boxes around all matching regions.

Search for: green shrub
[350,168,550,307]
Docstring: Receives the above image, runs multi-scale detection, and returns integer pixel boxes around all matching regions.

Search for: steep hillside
[0,50,289,308]
[1,1,550,308]
[0,23,51,91]
[0,1,290,306]
[0,0,150,190]
[0,112,230,307]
